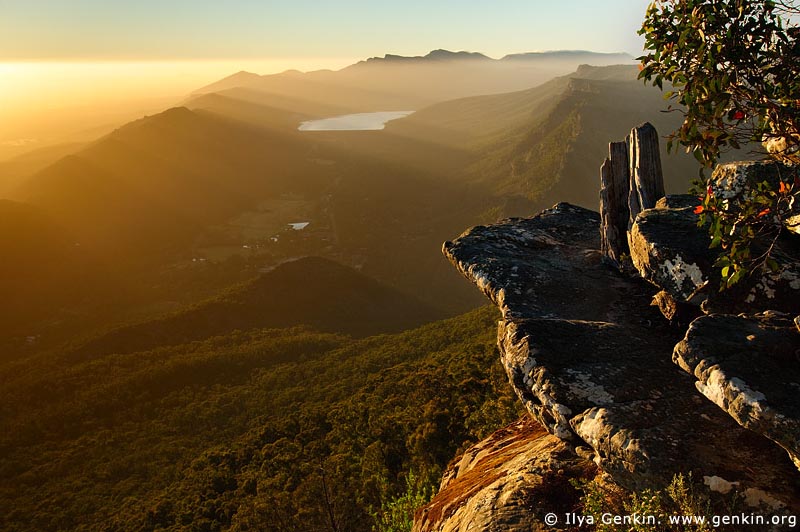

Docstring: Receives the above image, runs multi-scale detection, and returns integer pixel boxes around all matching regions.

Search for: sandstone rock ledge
[441,203,800,512]
[413,417,596,532]
[627,184,800,474]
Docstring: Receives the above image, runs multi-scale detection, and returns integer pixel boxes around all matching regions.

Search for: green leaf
[727,268,746,287]
[766,258,780,272]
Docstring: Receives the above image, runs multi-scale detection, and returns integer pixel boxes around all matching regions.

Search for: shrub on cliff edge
[638,0,800,288]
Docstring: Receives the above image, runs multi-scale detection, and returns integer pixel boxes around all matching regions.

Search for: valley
[0,57,712,357]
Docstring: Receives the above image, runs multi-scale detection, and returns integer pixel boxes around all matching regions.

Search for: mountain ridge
[68,256,443,359]
[354,49,494,65]
[189,49,637,113]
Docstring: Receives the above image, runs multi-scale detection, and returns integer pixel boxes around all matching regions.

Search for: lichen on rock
[629,192,800,316]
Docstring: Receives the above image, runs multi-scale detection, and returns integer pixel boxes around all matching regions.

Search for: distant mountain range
[355,49,632,64]
[365,49,493,63]
[192,49,635,113]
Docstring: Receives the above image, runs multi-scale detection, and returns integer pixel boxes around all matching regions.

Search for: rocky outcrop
[628,192,800,316]
[442,203,800,506]
[674,313,800,470]
[422,154,800,530]
[628,195,711,303]
[413,417,596,532]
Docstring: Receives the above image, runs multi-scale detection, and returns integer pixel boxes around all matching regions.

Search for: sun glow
[0,58,354,158]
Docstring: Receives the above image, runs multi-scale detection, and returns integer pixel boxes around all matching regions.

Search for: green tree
[638,0,800,288]
[371,470,433,532]
[639,0,800,167]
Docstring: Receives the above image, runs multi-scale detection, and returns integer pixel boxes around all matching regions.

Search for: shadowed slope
[71,256,443,359]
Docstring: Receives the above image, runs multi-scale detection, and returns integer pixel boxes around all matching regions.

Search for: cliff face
[418,195,800,530]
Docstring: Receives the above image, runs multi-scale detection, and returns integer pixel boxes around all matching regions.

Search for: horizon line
[0,48,637,64]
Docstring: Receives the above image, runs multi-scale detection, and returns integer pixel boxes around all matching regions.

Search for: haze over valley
[0,51,706,357]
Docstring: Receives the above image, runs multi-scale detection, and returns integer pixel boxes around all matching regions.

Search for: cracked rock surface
[444,203,800,504]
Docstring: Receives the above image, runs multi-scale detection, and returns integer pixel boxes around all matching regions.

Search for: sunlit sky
[1,0,651,60]
[0,0,652,156]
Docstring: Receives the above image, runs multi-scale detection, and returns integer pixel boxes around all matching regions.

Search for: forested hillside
[0,306,520,532]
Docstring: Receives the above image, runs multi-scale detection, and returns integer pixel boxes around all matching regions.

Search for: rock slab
[444,203,800,505]
[674,313,800,471]
[628,194,800,315]
[628,196,711,303]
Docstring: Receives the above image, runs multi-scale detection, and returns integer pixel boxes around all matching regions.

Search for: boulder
[413,417,596,532]
[444,203,800,504]
[674,313,800,471]
[628,194,800,315]
[628,196,711,303]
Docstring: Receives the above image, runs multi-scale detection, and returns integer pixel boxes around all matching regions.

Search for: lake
[298,111,414,131]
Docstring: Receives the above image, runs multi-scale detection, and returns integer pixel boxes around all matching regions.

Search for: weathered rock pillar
[600,122,666,266]
[627,122,665,227]
[599,142,631,266]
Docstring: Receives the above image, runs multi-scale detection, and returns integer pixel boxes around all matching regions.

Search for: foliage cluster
[638,0,800,288]
[639,0,800,167]
[578,474,740,532]
[369,470,432,532]
[695,170,799,288]
[0,306,520,532]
